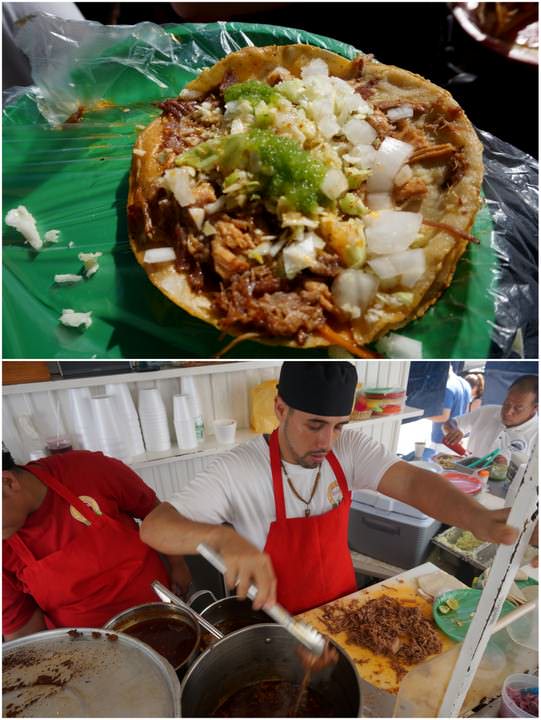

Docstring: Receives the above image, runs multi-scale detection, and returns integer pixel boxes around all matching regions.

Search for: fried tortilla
[128,45,483,355]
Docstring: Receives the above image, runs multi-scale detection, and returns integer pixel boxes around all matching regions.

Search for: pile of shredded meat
[319,596,442,679]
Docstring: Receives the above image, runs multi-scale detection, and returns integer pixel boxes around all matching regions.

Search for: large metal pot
[198,595,272,647]
[3,627,180,717]
[104,602,200,678]
[180,624,361,717]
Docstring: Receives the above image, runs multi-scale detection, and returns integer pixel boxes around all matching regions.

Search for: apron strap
[25,462,97,522]
[269,431,350,520]
[7,533,37,564]
[269,430,287,522]
[326,450,351,500]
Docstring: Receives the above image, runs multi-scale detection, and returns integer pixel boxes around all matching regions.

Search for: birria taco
[127,45,483,356]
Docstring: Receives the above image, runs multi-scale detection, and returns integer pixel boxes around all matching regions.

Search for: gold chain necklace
[281,462,321,517]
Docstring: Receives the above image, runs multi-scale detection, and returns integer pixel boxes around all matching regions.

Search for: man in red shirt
[3,447,191,640]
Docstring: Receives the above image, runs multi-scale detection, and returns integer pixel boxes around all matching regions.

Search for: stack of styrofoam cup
[173,395,198,450]
[180,376,205,443]
[90,395,129,460]
[105,383,145,459]
[67,387,99,451]
[138,388,171,453]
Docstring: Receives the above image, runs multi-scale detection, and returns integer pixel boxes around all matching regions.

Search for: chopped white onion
[132,148,146,157]
[366,192,392,211]
[394,164,413,187]
[230,118,245,135]
[343,118,377,146]
[364,210,422,255]
[332,269,379,319]
[376,332,423,359]
[301,59,329,78]
[59,309,92,329]
[204,197,225,215]
[367,256,399,280]
[386,105,414,121]
[317,114,340,139]
[366,137,414,193]
[179,88,202,100]
[143,247,176,263]
[44,229,60,243]
[390,248,426,287]
[311,97,335,120]
[339,93,370,116]
[188,207,205,230]
[321,168,348,200]
[202,221,216,236]
[5,206,42,250]
[282,236,317,279]
[163,168,195,207]
[54,274,82,284]
[343,144,378,169]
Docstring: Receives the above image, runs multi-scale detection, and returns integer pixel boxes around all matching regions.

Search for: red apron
[6,464,169,629]
[263,430,356,615]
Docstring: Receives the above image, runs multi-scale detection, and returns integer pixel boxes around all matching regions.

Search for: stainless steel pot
[180,624,361,717]
[104,602,200,677]
[3,627,180,717]
[199,595,271,644]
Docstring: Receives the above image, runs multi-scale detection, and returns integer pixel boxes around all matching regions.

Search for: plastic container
[362,388,406,416]
[490,455,509,481]
[349,490,441,568]
[500,673,538,718]
[213,419,237,445]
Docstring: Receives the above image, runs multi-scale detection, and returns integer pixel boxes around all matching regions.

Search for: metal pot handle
[187,589,218,614]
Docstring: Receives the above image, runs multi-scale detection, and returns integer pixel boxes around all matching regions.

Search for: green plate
[3,22,496,359]
[433,588,515,642]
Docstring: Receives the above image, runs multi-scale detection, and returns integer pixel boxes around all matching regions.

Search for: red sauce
[125,617,197,668]
[212,680,334,717]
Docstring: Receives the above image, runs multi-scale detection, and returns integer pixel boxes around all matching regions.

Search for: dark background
[76,1,538,157]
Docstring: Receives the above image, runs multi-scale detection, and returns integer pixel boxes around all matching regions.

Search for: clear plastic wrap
[3,15,538,359]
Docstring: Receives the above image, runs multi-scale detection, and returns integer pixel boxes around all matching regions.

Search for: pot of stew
[180,624,361,717]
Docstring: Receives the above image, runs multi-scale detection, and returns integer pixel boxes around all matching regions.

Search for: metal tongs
[151,579,224,640]
[197,543,326,656]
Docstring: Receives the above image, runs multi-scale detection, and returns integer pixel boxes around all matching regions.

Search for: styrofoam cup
[213,419,237,445]
[414,441,426,459]
[500,674,538,717]
[90,395,128,460]
[173,395,192,423]
[175,420,198,450]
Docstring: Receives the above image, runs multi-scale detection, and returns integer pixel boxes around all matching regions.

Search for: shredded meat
[211,215,258,276]
[309,250,342,278]
[219,69,239,96]
[303,280,348,321]
[410,143,456,163]
[366,109,394,138]
[318,596,442,677]
[211,240,250,280]
[353,78,378,100]
[442,148,467,189]
[192,182,217,207]
[158,99,197,120]
[393,177,428,204]
[390,119,430,149]
[172,223,205,291]
[215,267,325,342]
[351,55,365,78]
[376,100,428,114]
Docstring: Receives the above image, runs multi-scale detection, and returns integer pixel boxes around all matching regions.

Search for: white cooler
[348,489,441,569]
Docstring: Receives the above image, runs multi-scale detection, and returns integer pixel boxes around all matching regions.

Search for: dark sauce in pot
[211,679,334,718]
[125,617,197,668]
[200,618,265,649]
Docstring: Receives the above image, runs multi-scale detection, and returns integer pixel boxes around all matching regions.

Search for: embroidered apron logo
[327,481,343,508]
[69,496,102,526]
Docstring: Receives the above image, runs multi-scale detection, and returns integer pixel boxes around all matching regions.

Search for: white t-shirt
[167,429,399,550]
[456,405,538,457]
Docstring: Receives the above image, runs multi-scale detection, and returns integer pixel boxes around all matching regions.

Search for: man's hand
[474,508,519,545]
[211,528,277,610]
[442,422,465,446]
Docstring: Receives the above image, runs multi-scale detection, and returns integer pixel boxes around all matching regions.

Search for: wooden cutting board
[297,574,456,695]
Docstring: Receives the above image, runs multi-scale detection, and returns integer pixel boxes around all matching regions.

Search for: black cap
[2,443,16,470]
[277,362,357,416]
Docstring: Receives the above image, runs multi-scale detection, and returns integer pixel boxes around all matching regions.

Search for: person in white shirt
[141,363,519,615]
[443,375,538,458]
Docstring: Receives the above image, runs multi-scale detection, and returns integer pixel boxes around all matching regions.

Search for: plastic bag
[3,15,537,359]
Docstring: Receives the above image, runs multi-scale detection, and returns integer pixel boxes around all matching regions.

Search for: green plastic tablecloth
[3,22,497,359]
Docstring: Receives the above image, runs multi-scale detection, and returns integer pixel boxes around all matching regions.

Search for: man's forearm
[140,501,231,555]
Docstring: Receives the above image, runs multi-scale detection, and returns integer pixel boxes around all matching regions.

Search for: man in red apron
[141,362,520,615]
[3,448,191,640]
